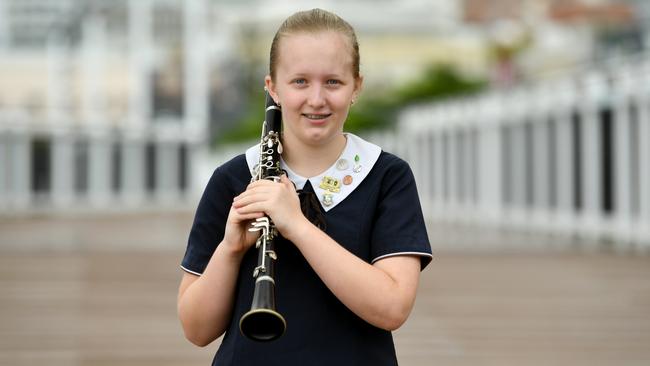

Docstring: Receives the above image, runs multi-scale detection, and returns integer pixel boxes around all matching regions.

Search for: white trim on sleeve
[371,251,433,264]
[180,265,203,276]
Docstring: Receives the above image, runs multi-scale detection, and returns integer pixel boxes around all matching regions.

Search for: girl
[178,8,432,366]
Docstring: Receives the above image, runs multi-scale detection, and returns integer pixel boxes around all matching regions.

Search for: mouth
[302,113,332,121]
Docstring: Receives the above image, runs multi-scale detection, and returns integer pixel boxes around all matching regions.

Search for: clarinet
[239,89,287,342]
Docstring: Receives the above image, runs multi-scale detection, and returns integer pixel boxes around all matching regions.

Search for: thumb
[280,174,296,191]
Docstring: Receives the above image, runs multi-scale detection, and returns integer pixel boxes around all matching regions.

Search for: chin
[303,135,329,146]
[304,131,342,146]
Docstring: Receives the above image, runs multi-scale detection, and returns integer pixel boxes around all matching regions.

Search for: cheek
[332,94,353,111]
[278,92,303,111]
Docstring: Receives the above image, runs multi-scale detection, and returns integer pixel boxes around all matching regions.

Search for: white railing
[205,59,650,251]
[394,58,650,251]
[0,119,204,216]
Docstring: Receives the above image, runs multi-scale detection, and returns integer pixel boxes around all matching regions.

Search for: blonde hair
[269,8,360,81]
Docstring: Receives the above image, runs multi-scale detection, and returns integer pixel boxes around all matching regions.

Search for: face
[265,31,362,148]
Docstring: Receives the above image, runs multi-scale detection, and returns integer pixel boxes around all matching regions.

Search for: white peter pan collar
[245,133,382,211]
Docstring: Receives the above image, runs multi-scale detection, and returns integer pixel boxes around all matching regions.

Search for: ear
[352,74,364,101]
[264,75,280,104]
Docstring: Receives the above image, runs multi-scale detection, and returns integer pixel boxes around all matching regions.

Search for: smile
[303,113,332,120]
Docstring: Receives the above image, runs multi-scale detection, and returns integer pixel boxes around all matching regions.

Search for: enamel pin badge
[322,193,334,207]
[319,176,341,193]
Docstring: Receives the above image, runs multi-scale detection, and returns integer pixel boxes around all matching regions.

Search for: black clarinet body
[239,90,287,342]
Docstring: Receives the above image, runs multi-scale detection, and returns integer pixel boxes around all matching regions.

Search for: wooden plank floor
[1,215,649,365]
[1,252,649,366]
[396,253,650,366]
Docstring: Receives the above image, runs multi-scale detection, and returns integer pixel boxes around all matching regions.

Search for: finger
[247,179,276,190]
[280,175,296,191]
[236,201,268,215]
[234,187,271,202]
[232,192,268,208]
[237,212,265,222]
[231,205,264,218]
[230,207,264,223]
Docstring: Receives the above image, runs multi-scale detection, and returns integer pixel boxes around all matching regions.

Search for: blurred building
[0,0,479,215]
[461,0,645,85]
[0,0,213,214]
[0,0,647,216]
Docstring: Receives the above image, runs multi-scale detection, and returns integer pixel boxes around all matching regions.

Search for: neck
[282,134,347,178]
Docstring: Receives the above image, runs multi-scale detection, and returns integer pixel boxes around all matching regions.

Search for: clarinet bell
[239,279,286,341]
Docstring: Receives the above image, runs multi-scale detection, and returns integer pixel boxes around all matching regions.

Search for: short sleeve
[180,166,234,275]
[370,157,432,269]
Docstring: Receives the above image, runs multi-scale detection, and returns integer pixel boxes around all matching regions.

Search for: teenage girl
[178,8,432,366]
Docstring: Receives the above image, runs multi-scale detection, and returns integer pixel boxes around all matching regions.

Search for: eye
[292,78,307,85]
[326,79,341,85]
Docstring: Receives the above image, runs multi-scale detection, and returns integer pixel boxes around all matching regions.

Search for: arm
[177,205,262,347]
[288,219,421,330]
[233,176,422,330]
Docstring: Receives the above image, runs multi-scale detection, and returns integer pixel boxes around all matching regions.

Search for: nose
[307,85,326,109]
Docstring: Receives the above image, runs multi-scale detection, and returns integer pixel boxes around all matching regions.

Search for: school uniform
[181,133,432,366]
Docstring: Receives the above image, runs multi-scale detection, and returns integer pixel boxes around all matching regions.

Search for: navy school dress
[181,134,432,366]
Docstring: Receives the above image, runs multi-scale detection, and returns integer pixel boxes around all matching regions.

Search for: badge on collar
[322,192,334,207]
[319,176,341,193]
[353,154,362,173]
[336,158,349,171]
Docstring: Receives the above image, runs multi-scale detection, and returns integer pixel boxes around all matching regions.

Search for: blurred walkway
[1,214,649,366]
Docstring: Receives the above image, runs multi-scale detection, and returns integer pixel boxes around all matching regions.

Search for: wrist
[282,215,315,244]
[218,240,249,262]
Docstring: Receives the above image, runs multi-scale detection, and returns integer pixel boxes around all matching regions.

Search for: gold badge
[319,176,341,193]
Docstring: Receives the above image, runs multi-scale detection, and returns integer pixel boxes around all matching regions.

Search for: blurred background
[0,0,649,365]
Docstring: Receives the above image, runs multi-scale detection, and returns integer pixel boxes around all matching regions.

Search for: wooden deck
[1,214,649,365]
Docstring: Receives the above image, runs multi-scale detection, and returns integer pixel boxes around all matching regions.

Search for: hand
[232,175,305,239]
[221,203,264,256]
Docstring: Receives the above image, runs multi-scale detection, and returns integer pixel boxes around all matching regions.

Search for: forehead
[276,31,354,76]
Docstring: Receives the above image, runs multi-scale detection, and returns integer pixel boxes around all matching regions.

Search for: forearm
[178,243,244,346]
[284,218,419,331]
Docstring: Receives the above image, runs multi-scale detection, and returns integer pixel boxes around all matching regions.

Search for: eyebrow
[286,72,346,79]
